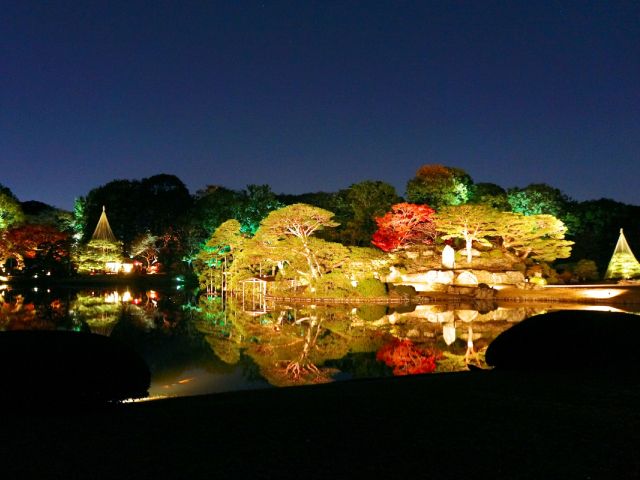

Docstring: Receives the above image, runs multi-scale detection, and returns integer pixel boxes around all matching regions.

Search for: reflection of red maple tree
[376,338,442,375]
[371,203,436,252]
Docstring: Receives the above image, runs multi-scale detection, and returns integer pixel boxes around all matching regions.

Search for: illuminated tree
[1,224,69,271]
[435,205,501,264]
[75,239,123,273]
[406,164,473,209]
[256,204,338,280]
[495,213,573,262]
[371,203,436,252]
[507,183,569,217]
[604,229,640,280]
[233,184,284,236]
[195,220,245,291]
[129,232,159,270]
[507,183,579,234]
[0,192,24,231]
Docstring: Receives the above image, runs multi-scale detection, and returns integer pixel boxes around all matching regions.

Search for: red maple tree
[2,224,69,269]
[371,202,436,252]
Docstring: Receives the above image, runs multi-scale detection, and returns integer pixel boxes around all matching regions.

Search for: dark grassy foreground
[2,369,639,480]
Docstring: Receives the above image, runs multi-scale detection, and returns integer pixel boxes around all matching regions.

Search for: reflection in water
[194,298,551,387]
[71,292,122,336]
[2,283,640,398]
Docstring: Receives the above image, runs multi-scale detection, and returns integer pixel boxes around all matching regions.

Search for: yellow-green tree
[0,192,24,231]
[74,239,123,273]
[435,205,500,264]
[496,213,573,262]
[257,204,338,281]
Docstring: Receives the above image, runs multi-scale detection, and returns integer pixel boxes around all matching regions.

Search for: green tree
[333,181,402,246]
[0,192,24,230]
[406,164,473,209]
[234,185,284,236]
[195,220,245,292]
[180,185,240,265]
[507,183,579,234]
[469,183,510,210]
[574,259,599,282]
[507,184,569,217]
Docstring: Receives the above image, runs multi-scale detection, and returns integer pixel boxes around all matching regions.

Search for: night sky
[2,1,638,210]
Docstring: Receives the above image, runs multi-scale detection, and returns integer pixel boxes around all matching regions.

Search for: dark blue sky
[2,1,638,210]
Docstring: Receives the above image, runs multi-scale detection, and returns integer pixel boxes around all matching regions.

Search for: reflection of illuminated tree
[71,293,122,336]
[376,338,442,375]
[0,295,36,329]
[195,302,359,386]
[195,297,243,365]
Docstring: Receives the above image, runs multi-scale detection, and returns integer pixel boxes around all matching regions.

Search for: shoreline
[6,275,640,306]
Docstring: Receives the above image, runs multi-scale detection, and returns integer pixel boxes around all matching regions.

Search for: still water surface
[1,285,635,400]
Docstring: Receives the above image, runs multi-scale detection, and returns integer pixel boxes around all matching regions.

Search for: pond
[1,284,636,400]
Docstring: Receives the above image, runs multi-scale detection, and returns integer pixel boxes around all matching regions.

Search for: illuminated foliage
[507,183,579,234]
[604,230,640,279]
[74,239,123,273]
[406,164,473,209]
[256,204,338,280]
[181,185,240,262]
[130,232,160,270]
[496,213,573,262]
[507,183,569,217]
[435,205,501,264]
[71,197,87,241]
[1,224,69,271]
[0,192,24,231]
[233,184,284,236]
[371,203,436,252]
[195,219,245,291]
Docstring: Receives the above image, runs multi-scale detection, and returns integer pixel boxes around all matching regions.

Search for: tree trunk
[465,236,473,264]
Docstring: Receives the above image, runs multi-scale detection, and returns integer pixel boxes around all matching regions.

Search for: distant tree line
[0,165,638,281]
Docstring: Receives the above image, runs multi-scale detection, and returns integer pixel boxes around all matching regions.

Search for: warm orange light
[582,288,624,299]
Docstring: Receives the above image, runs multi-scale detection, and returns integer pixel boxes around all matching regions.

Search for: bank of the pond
[496,284,640,305]
[4,273,188,288]
[3,369,639,479]
[265,284,640,306]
